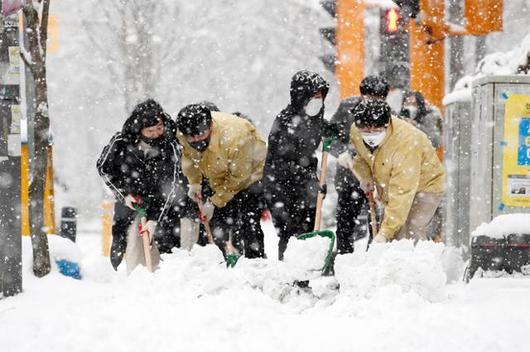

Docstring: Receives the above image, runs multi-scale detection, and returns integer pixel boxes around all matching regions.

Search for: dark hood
[122,111,175,144]
[289,70,329,113]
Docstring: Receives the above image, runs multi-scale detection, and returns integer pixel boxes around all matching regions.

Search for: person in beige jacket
[176,104,267,258]
[349,100,445,243]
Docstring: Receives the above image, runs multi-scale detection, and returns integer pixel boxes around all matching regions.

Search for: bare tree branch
[39,0,51,60]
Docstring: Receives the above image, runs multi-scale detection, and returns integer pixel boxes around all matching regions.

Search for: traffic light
[319,0,336,73]
[383,8,401,34]
[380,6,409,90]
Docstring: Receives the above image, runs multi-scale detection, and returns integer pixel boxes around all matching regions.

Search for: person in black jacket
[97,99,183,270]
[263,70,335,260]
[329,75,389,253]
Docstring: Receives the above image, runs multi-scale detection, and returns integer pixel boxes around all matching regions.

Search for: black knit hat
[176,103,212,136]
[351,100,391,129]
[360,75,390,99]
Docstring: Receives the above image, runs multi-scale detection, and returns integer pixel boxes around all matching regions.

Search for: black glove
[322,121,340,139]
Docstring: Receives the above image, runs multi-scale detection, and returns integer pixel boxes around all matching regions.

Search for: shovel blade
[296,230,336,274]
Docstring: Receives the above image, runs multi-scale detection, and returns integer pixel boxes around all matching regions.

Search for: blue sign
[517,117,530,165]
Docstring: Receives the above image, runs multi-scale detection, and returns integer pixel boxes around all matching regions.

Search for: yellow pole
[21,144,30,236]
[336,0,365,99]
[43,145,56,234]
[409,0,445,110]
[101,200,114,256]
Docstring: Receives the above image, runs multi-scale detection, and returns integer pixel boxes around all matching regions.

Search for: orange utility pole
[409,0,446,109]
[336,0,365,98]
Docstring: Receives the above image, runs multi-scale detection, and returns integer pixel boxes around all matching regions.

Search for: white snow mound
[334,240,448,303]
[472,213,530,239]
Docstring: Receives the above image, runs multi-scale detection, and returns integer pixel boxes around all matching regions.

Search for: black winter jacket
[263,70,332,208]
[328,96,361,158]
[96,114,182,222]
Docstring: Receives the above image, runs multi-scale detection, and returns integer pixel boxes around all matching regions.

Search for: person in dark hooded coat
[263,70,336,260]
[96,99,183,270]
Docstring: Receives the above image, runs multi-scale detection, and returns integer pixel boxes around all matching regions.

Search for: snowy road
[1,223,529,352]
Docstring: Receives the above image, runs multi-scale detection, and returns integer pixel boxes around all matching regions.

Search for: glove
[319,183,327,198]
[200,199,215,222]
[187,184,202,201]
[337,152,354,170]
[360,179,375,194]
[373,234,387,243]
[124,194,141,210]
[322,121,340,139]
[140,220,157,242]
[260,209,271,221]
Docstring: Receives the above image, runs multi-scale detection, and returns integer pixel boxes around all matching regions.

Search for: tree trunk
[23,4,51,277]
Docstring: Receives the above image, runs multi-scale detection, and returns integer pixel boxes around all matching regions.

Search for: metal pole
[0,11,23,297]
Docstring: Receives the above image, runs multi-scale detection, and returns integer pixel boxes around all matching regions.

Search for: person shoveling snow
[348,100,445,244]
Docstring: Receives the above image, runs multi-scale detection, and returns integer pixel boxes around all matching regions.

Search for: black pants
[210,182,266,259]
[269,189,316,260]
[334,165,367,254]
[110,202,135,270]
[110,201,182,270]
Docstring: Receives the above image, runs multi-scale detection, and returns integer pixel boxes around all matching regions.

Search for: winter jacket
[263,70,332,208]
[412,107,442,149]
[176,112,267,208]
[97,115,182,222]
[349,117,445,240]
[328,96,361,158]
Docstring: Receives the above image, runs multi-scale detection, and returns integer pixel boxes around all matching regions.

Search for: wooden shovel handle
[195,196,215,245]
[367,192,379,237]
[140,217,153,272]
[314,151,329,232]
[348,166,378,237]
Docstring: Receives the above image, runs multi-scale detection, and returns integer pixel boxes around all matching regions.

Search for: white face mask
[304,98,323,117]
[403,105,418,119]
[361,130,387,148]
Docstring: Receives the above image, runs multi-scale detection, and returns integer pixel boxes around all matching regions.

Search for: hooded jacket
[176,112,267,208]
[96,113,182,222]
[350,117,445,240]
[263,70,332,207]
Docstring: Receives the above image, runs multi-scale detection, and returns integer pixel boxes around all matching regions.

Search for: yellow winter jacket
[349,117,445,240]
[177,112,267,208]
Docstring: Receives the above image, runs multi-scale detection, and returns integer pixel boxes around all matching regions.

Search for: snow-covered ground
[2,221,530,352]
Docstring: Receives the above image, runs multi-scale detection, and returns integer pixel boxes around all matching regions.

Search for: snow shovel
[366,191,379,249]
[133,203,154,273]
[195,195,240,268]
[348,167,379,249]
[295,138,336,274]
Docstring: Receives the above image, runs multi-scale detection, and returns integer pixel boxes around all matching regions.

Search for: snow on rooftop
[445,32,530,106]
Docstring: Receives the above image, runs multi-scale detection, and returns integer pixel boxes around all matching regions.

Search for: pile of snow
[334,240,448,303]
[472,213,530,239]
[283,235,331,280]
[7,232,530,351]
[444,33,530,105]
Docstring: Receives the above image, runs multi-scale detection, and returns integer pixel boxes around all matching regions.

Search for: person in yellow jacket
[176,104,267,258]
[349,100,445,243]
